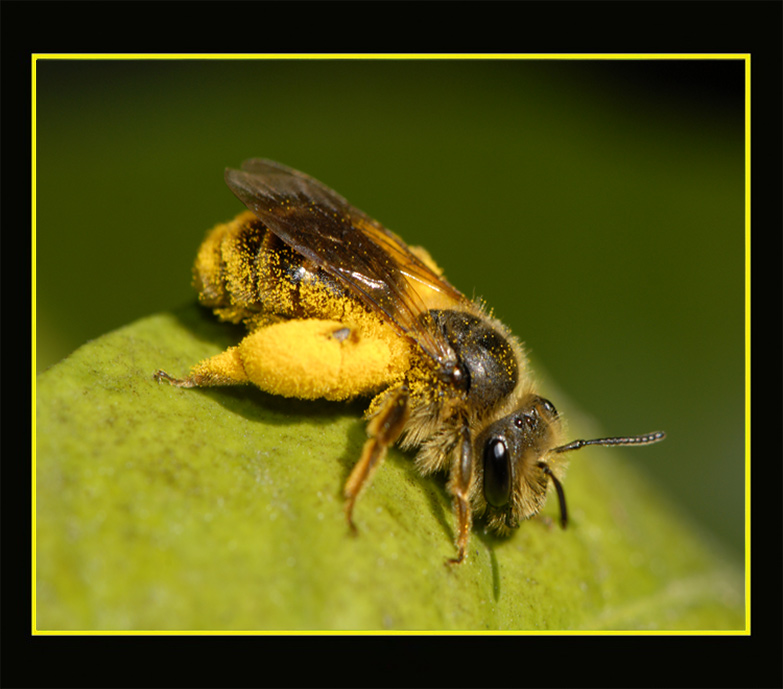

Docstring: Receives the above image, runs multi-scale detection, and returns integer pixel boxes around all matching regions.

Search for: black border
[5,1,781,688]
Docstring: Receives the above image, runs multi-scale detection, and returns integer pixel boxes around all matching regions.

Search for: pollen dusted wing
[225,158,468,370]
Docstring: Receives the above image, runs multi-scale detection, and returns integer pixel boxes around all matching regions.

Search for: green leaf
[35,305,745,631]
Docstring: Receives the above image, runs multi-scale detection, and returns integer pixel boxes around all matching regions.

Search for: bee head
[477,396,666,533]
[477,396,563,532]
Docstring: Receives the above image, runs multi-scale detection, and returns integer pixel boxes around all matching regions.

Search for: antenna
[541,431,666,529]
[553,431,666,455]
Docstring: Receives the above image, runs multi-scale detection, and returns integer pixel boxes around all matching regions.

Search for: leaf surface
[35,306,745,631]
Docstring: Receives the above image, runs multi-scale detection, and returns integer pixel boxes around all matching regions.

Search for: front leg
[446,423,474,565]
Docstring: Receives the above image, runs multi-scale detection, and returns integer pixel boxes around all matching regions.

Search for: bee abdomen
[193,211,345,324]
[193,212,259,316]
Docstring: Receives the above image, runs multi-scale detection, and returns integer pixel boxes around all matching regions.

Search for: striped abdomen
[193,211,349,325]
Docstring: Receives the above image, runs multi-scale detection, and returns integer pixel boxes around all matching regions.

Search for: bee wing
[225,158,467,371]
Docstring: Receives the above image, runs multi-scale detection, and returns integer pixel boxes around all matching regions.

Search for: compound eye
[483,437,512,508]
[539,398,558,418]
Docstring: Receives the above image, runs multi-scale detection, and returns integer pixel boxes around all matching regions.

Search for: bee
[155,159,665,564]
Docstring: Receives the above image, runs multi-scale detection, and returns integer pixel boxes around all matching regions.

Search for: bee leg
[153,370,195,387]
[446,424,474,565]
[154,369,218,387]
[154,345,249,388]
[343,386,410,534]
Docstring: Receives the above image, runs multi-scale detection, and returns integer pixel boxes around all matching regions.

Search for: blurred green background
[34,57,745,561]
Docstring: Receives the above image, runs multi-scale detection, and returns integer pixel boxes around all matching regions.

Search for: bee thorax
[430,309,519,408]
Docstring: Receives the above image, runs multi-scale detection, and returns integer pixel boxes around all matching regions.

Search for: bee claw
[445,548,466,566]
[153,370,194,387]
[344,501,359,537]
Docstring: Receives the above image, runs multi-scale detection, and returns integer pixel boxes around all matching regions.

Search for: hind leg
[155,318,409,401]
[154,344,249,388]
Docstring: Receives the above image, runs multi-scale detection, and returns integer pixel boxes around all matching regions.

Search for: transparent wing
[225,158,468,371]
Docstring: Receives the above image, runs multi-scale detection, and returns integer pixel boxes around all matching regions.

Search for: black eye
[483,437,511,508]
[539,398,558,417]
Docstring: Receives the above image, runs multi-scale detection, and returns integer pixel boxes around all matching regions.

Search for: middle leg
[446,423,475,565]
[343,385,410,533]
